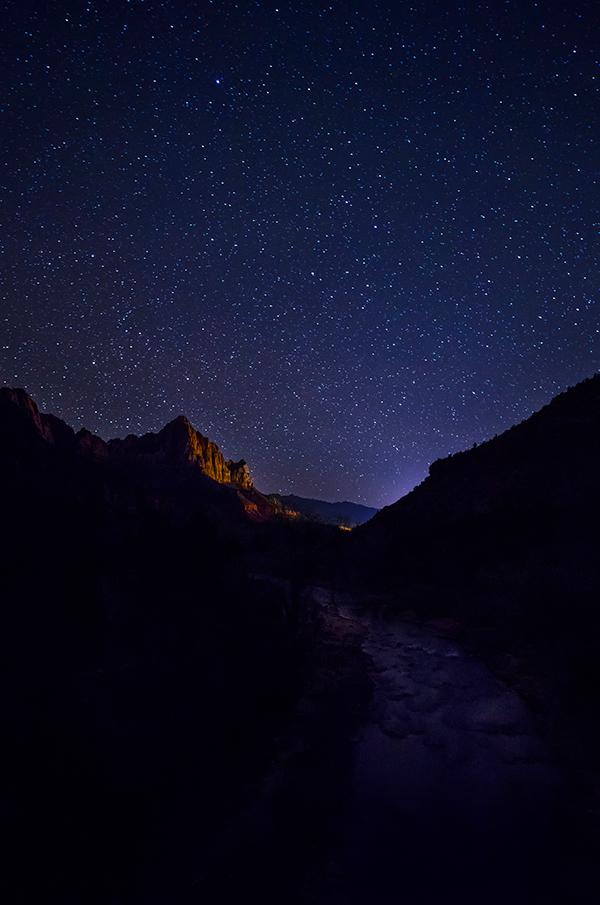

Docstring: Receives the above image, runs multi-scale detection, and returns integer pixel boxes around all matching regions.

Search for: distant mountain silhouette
[271,493,378,526]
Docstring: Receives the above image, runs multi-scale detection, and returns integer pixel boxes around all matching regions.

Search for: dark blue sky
[1,0,598,506]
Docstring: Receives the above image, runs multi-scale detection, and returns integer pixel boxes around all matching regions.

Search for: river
[299,592,595,904]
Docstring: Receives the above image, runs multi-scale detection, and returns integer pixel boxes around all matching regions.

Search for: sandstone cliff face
[0,388,254,491]
[107,416,253,489]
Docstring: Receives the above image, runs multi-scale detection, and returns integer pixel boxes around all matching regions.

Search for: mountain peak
[113,413,254,489]
[164,414,192,430]
[0,387,254,491]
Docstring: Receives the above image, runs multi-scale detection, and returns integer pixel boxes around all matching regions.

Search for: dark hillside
[356,375,600,768]
[0,388,321,902]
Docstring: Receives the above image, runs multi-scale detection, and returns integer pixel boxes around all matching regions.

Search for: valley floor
[138,587,599,904]
[300,594,598,904]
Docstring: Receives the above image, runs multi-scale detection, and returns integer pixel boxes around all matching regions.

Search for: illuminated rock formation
[0,387,254,491]
[107,415,254,489]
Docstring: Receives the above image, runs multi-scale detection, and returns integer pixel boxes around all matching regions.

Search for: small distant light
[215,78,221,86]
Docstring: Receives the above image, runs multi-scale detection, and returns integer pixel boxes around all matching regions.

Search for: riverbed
[300,592,595,904]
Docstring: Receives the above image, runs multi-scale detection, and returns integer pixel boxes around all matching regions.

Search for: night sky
[1,1,598,506]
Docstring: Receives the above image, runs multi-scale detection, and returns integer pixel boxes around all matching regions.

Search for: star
[1,1,597,508]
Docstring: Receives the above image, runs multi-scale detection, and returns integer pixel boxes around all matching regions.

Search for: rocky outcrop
[108,415,254,489]
[0,388,254,491]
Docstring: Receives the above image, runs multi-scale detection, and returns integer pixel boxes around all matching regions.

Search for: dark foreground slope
[356,375,600,765]
[0,389,346,903]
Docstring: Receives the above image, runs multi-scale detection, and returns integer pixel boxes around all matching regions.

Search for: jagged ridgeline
[1,386,253,485]
[0,386,275,521]
[105,415,253,488]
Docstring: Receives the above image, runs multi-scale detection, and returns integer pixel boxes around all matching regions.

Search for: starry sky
[1,0,598,506]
